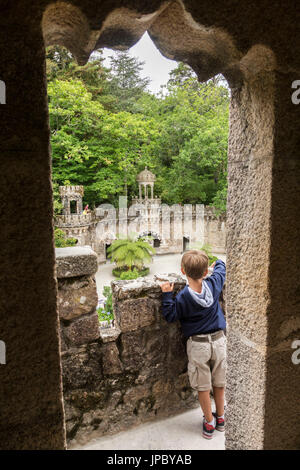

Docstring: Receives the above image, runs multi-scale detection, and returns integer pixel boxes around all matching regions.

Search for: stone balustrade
[56,213,93,227]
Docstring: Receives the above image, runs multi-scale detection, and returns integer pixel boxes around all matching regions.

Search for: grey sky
[102,32,178,94]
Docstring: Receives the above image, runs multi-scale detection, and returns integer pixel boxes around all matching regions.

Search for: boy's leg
[213,386,224,417]
[211,333,226,431]
[198,390,213,423]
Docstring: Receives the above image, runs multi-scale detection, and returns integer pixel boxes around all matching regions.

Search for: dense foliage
[54,228,77,247]
[47,46,229,213]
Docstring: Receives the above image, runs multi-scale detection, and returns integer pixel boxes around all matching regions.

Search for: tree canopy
[47,46,229,213]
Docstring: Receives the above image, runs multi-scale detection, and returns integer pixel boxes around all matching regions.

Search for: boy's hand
[210,261,216,269]
[160,282,174,292]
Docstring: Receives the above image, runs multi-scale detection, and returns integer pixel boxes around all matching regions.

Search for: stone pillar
[77,197,83,215]
[264,71,300,450]
[0,9,66,449]
[63,197,70,215]
[225,66,300,450]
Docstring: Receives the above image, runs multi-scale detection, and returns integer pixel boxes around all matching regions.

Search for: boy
[160,250,226,439]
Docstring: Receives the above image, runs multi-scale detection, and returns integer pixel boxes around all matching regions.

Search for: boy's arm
[160,282,181,323]
[209,259,226,295]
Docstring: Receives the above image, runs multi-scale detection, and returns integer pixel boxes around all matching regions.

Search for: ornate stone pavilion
[134,166,160,203]
[56,168,226,262]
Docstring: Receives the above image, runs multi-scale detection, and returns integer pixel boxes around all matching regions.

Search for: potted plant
[107,236,155,280]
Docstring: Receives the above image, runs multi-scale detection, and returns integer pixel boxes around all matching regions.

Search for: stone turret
[59,185,84,216]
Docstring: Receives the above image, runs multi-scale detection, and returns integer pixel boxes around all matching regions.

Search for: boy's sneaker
[213,412,225,432]
[202,417,215,439]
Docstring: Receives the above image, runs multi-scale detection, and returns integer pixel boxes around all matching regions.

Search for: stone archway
[0,0,299,450]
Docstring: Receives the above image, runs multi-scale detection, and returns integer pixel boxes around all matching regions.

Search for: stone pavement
[72,408,225,450]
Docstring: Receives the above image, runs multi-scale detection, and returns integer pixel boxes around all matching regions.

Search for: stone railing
[55,247,198,447]
[56,213,93,227]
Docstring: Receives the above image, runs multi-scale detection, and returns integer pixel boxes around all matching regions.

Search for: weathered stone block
[62,312,100,347]
[115,297,157,332]
[61,344,103,389]
[57,275,98,320]
[102,342,123,376]
[100,326,121,343]
[152,379,173,397]
[123,384,150,404]
[143,327,169,365]
[66,390,107,412]
[112,274,186,301]
[120,330,145,371]
[55,246,98,278]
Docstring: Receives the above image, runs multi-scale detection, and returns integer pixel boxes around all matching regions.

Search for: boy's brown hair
[181,250,209,280]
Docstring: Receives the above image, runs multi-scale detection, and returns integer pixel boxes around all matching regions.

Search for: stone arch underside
[1,0,299,451]
[42,0,283,87]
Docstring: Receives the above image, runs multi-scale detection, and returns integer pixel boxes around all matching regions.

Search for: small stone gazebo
[136,166,156,200]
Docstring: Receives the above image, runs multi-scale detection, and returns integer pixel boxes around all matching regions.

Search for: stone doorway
[183,236,190,252]
[105,243,111,260]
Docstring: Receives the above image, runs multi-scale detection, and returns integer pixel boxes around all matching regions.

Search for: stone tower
[59,185,84,216]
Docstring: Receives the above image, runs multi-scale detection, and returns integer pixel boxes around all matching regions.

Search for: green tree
[48,79,159,207]
[47,49,229,212]
[143,67,229,207]
[108,51,151,112]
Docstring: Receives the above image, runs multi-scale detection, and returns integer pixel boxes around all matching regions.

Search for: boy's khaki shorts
[186,331,226,391]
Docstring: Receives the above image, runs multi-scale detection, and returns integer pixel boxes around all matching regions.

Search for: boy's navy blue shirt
[162,259,226,337]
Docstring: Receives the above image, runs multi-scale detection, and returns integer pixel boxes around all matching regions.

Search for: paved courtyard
[73,406,225,450]
[95,252,226,297]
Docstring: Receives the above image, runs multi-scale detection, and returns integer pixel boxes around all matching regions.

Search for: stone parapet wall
[56,248,198,447]
[59,185,84,197]
[56,213,93,227]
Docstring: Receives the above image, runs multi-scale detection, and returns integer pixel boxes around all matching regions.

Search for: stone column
[0,9,66,449]
[63,197,70,215]
[225,66,300,450]
[263,71,300,450]
[77,197,83,215]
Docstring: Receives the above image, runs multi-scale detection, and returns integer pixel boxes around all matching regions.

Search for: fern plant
[107,237,155,271]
